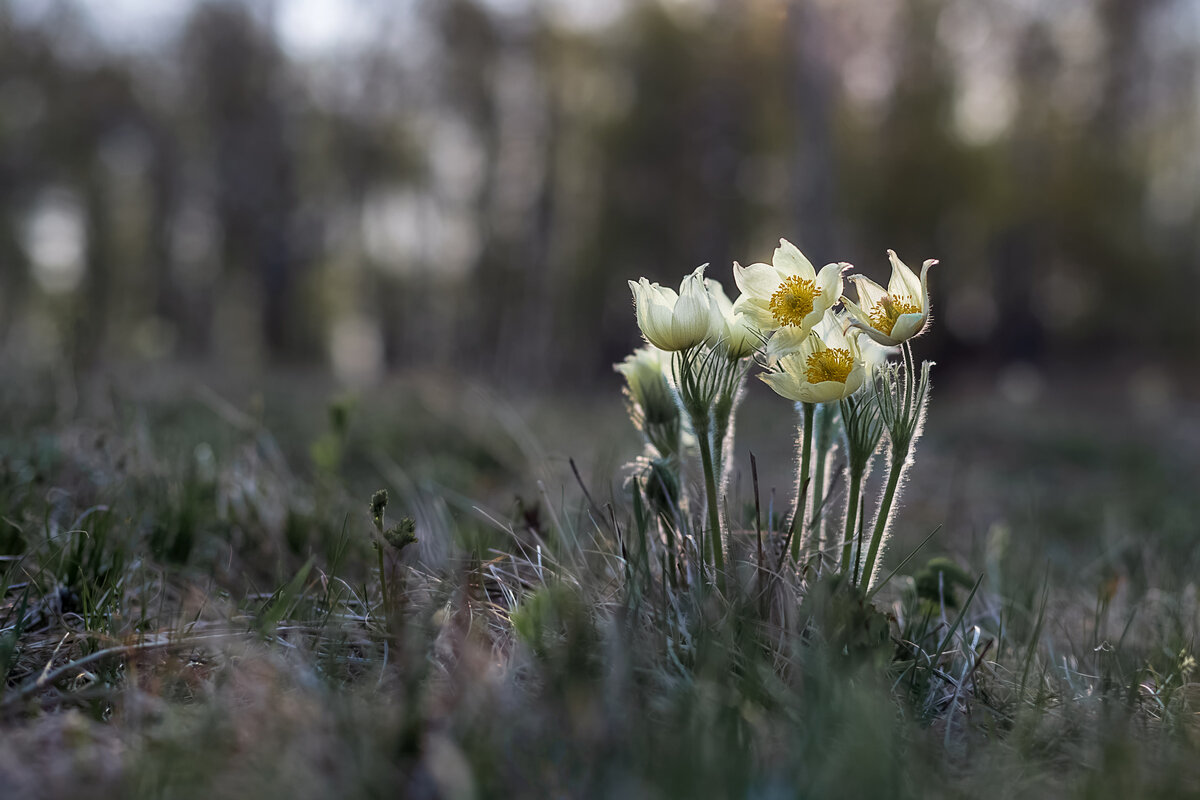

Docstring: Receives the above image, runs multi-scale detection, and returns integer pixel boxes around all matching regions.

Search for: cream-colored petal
[799,307,826,336]
[846,319,902,347]
[704,277,735,317]
[759,370,805,403]
[802,380,847,405]
[645,280,678,306]
[815,262,847,303]
[642,298,677,350]
[724,313,760,359]
[765,326,807,363]
[840,296,874,330]
[856,334,894,371]
[918,259,937,307]
[672,287,712,348]
[889,311,928,342]
[733,261,782,299]
[849,275,888,309]
[886,250,923,304]
[773,239,816,281]
[680,263,709,293]
[733,294,779,331]
[814,308,852,350]
[843,362,867,396]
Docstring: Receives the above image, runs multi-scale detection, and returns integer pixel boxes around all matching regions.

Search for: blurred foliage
[0,0,1197,385]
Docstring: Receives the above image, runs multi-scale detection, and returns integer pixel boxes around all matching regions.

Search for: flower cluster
[627,239,935,411]
[620,238,938,594]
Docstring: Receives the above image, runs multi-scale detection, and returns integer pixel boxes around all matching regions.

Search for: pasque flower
[732,239,846,335]
[614,346,677,427]
[760,310,867,404]
[704,277,759,359]
[629,265,715,352]
[842,250,937,347]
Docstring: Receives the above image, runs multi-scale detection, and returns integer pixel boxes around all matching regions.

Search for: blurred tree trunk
[74,161,113,371]
[146,123,208,356]
[787,1,837,258]
[186,2,311,364]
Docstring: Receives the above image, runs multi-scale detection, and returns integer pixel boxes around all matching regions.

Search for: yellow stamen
[768,276,821,328]
[867,294,922,335]
[805,347,855,384]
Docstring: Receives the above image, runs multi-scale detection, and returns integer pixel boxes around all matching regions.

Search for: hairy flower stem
[903,341,916,414]
[862,346,926,588]
[809,403,836,560]
[841,467,864,572]
[712,379,742,492]
[860,450,905,587]
[791,403,815,563]
[695,419,727,593]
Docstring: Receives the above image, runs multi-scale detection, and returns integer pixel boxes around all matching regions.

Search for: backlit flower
[760,310,867,404]
[629,265,715,352]
[704,277,759,359]
[842,250,937,347]
[732,239,846,335]
[614,345,677,426]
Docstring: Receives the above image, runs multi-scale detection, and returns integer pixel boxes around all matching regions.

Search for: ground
[1,359,1199,799]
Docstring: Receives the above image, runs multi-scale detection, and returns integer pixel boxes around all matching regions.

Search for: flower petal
[773,239,816,281]
[733,261,782,299]
[765,326,808,363]
[890,311,927,342]
[760,369,804,403]
[672,286,712,348]
[816,262,847,303]
[849,275,888,309]
[704,278,735,317]
[886,250,923,304]
[733,293,779,331]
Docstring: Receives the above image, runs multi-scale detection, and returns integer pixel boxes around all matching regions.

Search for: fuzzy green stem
[790,403,815,562]
[809,403,835,560]
[841,468,863,573]
[696,421,726,593]
[861,448,906,589]
[903,341,916,414]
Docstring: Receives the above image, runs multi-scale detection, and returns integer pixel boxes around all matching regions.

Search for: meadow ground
[1,361,1199,799]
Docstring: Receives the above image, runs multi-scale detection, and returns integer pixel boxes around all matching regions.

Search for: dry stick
[751,453,764,614]
[5,632,240,708]
[775,476,809,578]
[570,457,613,537]
[853,492,867,586]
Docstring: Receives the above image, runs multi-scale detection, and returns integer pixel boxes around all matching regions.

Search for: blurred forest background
[0,0,1197,390]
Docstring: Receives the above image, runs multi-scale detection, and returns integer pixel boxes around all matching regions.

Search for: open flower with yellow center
[704,277,760,359]
[760,310,867,404]
[764,307,866,365]
[842,250,937,347]
[629,265,715,352]
[732,239,847,335]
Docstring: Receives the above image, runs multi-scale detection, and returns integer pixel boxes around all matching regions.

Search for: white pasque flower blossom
[842,250,937,347]
[760,309,868,404]
[614,345,676,421]
[732,239,847,335]
[629,265,715,352]
[703,277,759,359]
